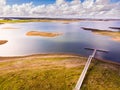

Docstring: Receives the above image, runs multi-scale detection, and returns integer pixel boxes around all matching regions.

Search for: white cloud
[82,0,94,8]
[0,0,6,5]
[95,0,109,4]
[71,0,81,5]
[56,0,66,5]
[0,0,120,18]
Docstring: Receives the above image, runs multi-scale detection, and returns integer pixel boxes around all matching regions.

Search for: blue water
[0,21,120,63]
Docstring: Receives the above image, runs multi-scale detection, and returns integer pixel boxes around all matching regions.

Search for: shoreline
[0,18,120,24]
[0,53,120,65]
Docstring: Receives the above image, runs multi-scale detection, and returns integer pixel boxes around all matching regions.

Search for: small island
[0,23,4,24]
[26,31,62,37]
[94,31,120,42]
[82,27,120,42]
[0,40,8,45]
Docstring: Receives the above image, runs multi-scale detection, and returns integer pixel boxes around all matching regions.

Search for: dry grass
[0,54,85,90]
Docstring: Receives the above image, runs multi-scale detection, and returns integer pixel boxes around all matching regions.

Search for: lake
[0,20,120,63]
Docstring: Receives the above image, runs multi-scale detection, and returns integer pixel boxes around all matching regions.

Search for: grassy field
[0,19,79,24]
[0,20,32,23]
[0,54,120,90]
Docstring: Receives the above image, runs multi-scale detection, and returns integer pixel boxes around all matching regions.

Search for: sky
[7,0,82,5]
[6,0,120,5]
[0,0,120,18]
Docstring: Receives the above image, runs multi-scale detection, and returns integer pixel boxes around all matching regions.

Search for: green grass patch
[0,67,83,90]
[81,60,120,90]
[0,19,80,24]
[0,55,120,90]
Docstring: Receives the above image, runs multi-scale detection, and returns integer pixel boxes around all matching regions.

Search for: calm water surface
[0,21,120,63]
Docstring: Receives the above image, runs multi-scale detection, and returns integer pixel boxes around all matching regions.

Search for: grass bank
[0,54,120,90]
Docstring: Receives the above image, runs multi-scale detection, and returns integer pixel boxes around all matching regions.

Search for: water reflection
[0,21,120,63]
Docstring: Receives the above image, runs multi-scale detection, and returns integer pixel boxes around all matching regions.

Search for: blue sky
[1,0,119,18]
[7,0,55,5]
[6,0,120,5]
